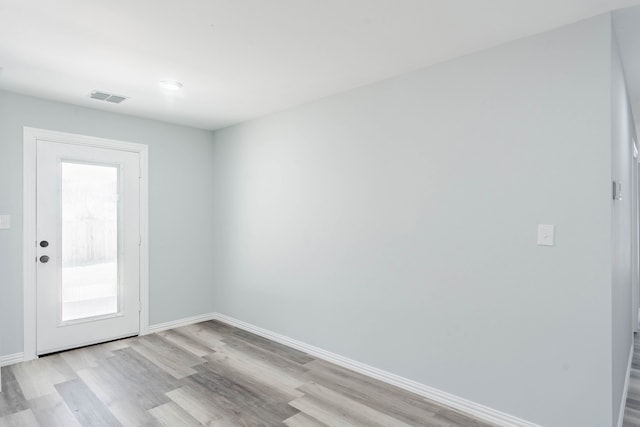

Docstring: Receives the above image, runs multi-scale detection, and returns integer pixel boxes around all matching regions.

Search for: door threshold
[38,334,139,358]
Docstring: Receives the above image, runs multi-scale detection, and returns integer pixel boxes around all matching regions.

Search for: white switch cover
[537,224,555,246]
[0,215,10,229]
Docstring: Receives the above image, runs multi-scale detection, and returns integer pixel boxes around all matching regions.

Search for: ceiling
[1,0,639,130]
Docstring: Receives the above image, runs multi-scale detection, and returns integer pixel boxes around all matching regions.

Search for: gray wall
[611,28,636,427]
[0,91,217,356]
[210,15,614,427]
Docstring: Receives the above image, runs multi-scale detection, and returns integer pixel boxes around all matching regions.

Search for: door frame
[634,137,640,332]
[22,127,150,360]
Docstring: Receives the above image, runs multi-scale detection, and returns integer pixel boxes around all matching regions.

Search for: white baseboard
[211,313,541,427]
[0,352,24,367]
[146,312,217,334]
[618,342,634,427]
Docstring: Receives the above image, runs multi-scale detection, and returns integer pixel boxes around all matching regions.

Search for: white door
[36,139,140,355]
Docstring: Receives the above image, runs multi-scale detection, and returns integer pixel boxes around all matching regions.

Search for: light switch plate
[537,224,555,246]
[0,215,10,229]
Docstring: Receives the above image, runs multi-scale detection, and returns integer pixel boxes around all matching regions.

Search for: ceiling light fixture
[159,80,183,91]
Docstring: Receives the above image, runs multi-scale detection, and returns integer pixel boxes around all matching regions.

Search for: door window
[61,162,119,322]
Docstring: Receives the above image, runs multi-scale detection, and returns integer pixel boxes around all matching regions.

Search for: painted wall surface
[610,29,635,427]
[0,91,217,357]
[210,16,613,426]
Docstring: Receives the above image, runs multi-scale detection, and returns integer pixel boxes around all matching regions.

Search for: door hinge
[139,167,142,179]
[139,301,142,313]
[138,235,142,246]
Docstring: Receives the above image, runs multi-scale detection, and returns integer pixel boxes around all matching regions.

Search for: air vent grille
[90,91,110,100]
[90,90,128,104]
[105,95,126,104]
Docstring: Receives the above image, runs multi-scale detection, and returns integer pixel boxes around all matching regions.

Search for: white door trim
[22,127,150,360]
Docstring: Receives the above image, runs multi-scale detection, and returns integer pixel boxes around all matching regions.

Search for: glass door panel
[60,162,119,322]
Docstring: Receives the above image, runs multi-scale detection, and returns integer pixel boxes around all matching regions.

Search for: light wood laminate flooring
[0,320,496,426]
[623,333,640,426]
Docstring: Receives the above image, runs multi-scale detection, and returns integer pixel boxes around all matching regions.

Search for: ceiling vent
[90,90,128,104]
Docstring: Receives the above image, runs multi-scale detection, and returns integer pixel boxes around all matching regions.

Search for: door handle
[39,255,50,263]
[40,241,49,248]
